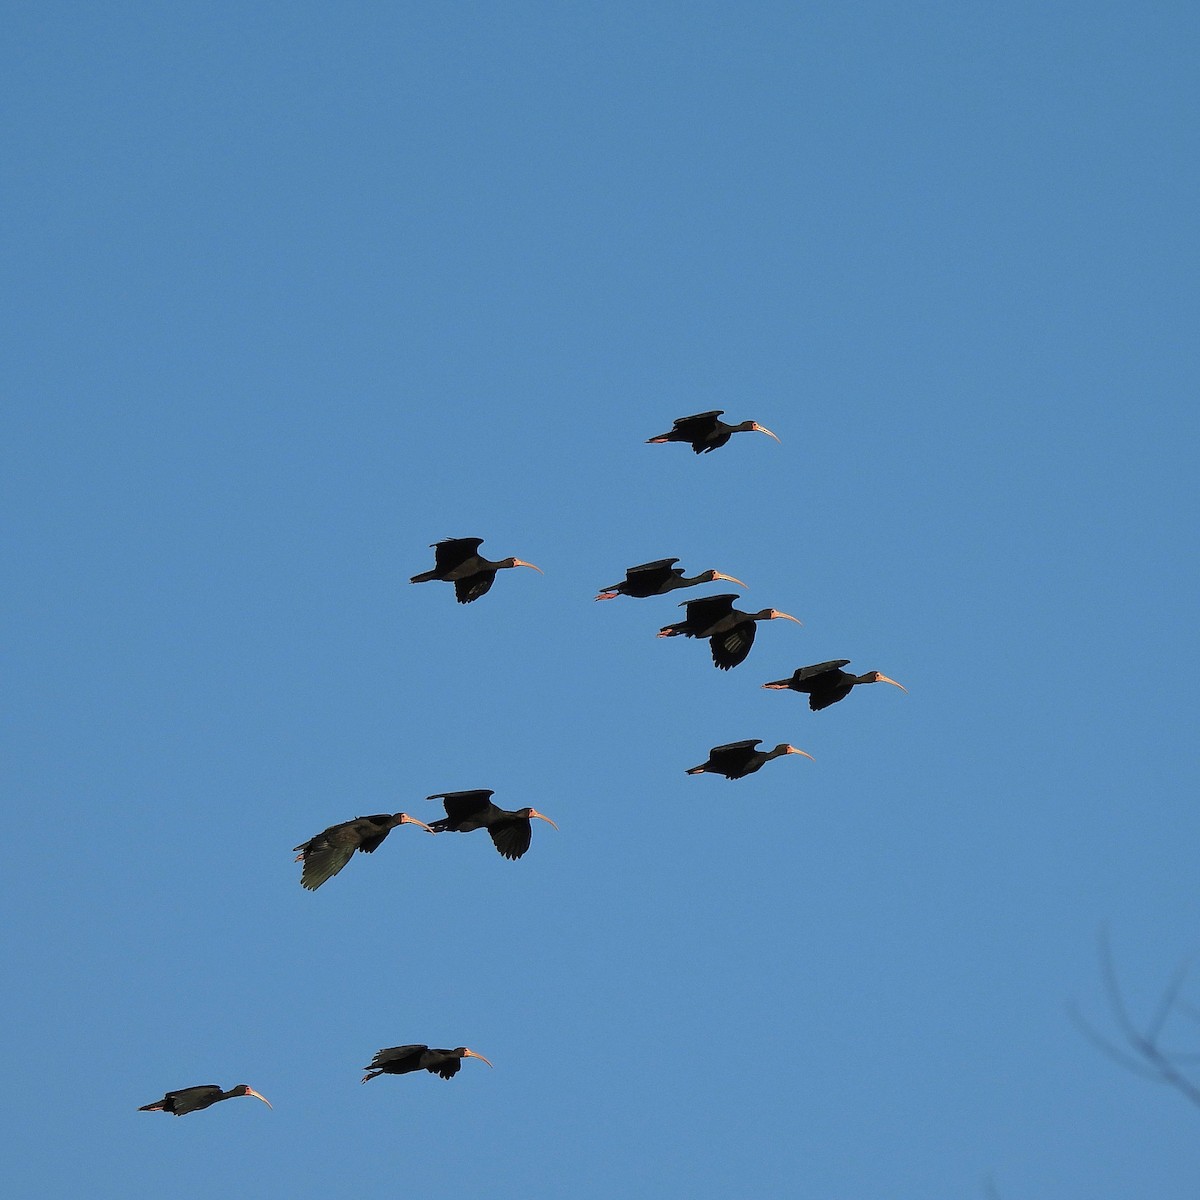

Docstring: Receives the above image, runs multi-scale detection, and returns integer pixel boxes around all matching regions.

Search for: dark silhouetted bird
[646,410,779,453]
[293,812,434,891]
[686,740,814,779]
[427,789,558,860]
[657,593,801,670]
[595,558,747,601]
[762,660,907,710]
[362,1044,493,1083]
[138,1085,272,1116]
[410,537,542,603]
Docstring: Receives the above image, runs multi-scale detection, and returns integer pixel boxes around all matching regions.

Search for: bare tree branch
[1074,931,1200,1111]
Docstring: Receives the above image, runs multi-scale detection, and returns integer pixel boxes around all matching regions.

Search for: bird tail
[409,570,438,584]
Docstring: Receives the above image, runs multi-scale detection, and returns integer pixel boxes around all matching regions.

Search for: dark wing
[810,683,854,711]
[430,1057,463,1080]
[489,818,532,861]
[367,1045,427,1072]
[356,816,397,854]
[454,571,496,604]
[790,660,852,682]
[710,619,755,670]
[680,593,738,630]
[293,818,382,891]
[672,410,723,433]
[163,1085,223,1114]
[433,538,484,572]
[626,558,679,579]
[709,740,762,755]
[429,790,495,823]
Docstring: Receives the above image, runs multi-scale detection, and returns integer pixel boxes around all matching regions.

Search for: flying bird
[427,789,558,860]
[293,812,434,891]
[595,558,747,601]
[646,410,780,454]
[362,1044,493,1083]
[138,1085,272,1116]
[410,537,543,604]
[762,660,908,710]
[686,740,814,780]
[657,593,801,670]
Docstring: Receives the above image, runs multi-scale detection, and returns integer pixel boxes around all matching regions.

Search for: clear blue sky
[4,2,1198,1196]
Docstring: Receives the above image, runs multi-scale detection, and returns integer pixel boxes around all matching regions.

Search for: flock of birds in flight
[138,409,907,1117]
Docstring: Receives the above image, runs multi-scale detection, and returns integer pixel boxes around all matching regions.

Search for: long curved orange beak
[464,1049,494,1068]
[751,423,781,443]
[785,747,815,760]
[246,1089,273,1109]
[401,815,435,833]
[513,559,544,574]
[769,610,802,625]
[877,674,908,693]
[713,572,748,588]
[529,809,559,830]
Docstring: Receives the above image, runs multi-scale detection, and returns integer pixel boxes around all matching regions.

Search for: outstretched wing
[489,818,532,861]
[680,593,738,631]
[293,818,379,891]
[709,740,762,755]
[430,1056,463,1080]
[710,619,755,670]
[367,1045,427,1073]
[626,557,679,579]
[433,537,483,572]
[454,571,496,603]
[790,659,852,682]
[429,790,495,823]
[672,410,723,433]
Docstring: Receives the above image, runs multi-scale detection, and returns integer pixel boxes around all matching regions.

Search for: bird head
[704,570,748,588]
[395,813,435,833]
[521,808,559,830]
[457,1048,494,1067]
[778,745,815,760]
[502,558,543,573]
[867,672,907,693]
[762,609,802,625]
[232,1086,273,1109]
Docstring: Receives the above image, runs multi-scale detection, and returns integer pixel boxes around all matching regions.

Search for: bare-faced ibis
[293,812,434,891]
[427,789,558,860]
[657,593,801,670]
[646,410,780,454]
[362,1044,493,1083]
[410,537,543,604]
[595,558,747,601]
[763,660,908,710]
[687,740,814,780]
[138,1084,272,1116]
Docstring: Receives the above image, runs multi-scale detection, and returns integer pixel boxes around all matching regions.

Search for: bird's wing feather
[810,685,853,711]
[711,621,755,670]
[297,842,356,890]
[792,660,852,681]
[455,572,496,603]
[673,410,723,431]
[368,1045,427,1068]
[431,1057,462,1079]
[431,791,495,821]
[489,818,532,860]
[433,538,483,571]
[710,740,761,754]
[681,593,738,627]
[627,558,679,577]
